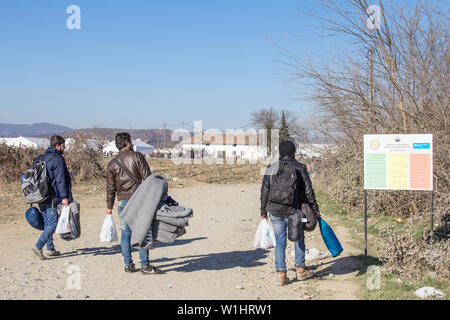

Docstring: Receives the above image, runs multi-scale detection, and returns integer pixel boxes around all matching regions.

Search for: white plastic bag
[414,287,445,299]
[100,214,118,242]
[55,206,71,234]
[303,248,331,261]
[253,219,276,249]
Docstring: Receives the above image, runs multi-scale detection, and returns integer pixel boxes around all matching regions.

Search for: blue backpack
[318,217,343,257]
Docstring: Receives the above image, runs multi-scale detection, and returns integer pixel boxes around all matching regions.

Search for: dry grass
[146,158,266,187]
[378,224,450,279]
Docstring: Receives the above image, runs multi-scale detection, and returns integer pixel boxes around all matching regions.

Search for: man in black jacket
[32,135,73,260]
[260,140,321,286]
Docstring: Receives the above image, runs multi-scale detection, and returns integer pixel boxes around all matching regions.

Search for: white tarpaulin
[103,140,155,156]
[5,137,49,149]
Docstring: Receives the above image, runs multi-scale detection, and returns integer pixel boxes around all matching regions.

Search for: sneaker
[141,265,163,275]
[124,263,136,273]
[276,271,289,286]
[47,250,61,257]
[32,248,47,260]
[296,266,314,281]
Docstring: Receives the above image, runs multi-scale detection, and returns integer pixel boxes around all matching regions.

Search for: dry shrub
[0,139,105,223]
[0,143,42,184]
[64,135,106,182]
[378,224,450,279]
[315,143,449,278]
[0,137,105,184]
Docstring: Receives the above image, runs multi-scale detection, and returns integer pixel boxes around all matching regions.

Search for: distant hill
[0,122,73,137]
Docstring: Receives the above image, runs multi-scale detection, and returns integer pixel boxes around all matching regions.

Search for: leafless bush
[0,136,105,184]
[0,143,42,184]
[282,0,449,276]
[64,135,106,182]
[378,224,449,278]
[284,0,449,219]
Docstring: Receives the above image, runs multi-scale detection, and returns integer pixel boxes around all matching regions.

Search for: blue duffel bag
[25,206,44,231]
[318,217,343,257]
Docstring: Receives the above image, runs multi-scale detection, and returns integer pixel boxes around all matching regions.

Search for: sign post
[364,190,368,256]
[363,134,433,255]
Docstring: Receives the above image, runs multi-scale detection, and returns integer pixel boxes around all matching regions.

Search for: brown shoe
[47,250,61,257]
[276,271,289,286]
[296,266,314,281]
[32,248,47,260]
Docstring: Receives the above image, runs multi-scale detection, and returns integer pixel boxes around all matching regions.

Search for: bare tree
[249,107,280,130]
[279,0,449,217]
[282,109,310,142]
[250,107,280,153]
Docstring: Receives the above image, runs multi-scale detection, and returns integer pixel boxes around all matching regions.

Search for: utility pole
[369,46,375,133]
[162,121,166,149]
[365,46,375,133]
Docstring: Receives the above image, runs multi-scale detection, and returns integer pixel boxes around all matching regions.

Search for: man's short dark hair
[115,132,132,150]
[50,135,65,147]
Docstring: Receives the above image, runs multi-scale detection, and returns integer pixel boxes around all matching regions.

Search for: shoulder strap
[43,153,59,163]
[112,158,142,185]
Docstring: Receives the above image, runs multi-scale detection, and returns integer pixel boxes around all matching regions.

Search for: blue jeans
[36,200,58,251]
[270,213,306,272]
[117,200,150,268]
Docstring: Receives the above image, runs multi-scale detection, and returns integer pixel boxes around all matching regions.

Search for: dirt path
[0,183,364,300]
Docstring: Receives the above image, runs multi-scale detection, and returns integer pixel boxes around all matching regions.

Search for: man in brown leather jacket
[106,132,162,274]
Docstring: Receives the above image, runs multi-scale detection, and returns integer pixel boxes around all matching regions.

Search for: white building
[180,132,266,162]
[4,136,50,149]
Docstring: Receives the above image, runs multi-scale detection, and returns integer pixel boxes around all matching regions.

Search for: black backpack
[268,160,298,208]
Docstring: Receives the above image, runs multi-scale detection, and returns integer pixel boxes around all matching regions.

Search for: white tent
[132,140,155,156]
[0,137,14,144]
[65,138,100,151]
[5,137,49,149]
[102,140,155,156]
[102,141,119,155]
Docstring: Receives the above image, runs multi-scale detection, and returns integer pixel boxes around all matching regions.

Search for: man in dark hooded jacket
[32,135,73,260]
[260,140,321,286]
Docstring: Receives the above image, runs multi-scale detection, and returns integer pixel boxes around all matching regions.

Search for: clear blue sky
[0,0,353,130]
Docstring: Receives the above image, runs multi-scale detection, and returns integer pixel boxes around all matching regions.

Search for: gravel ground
[0,183,363,300]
